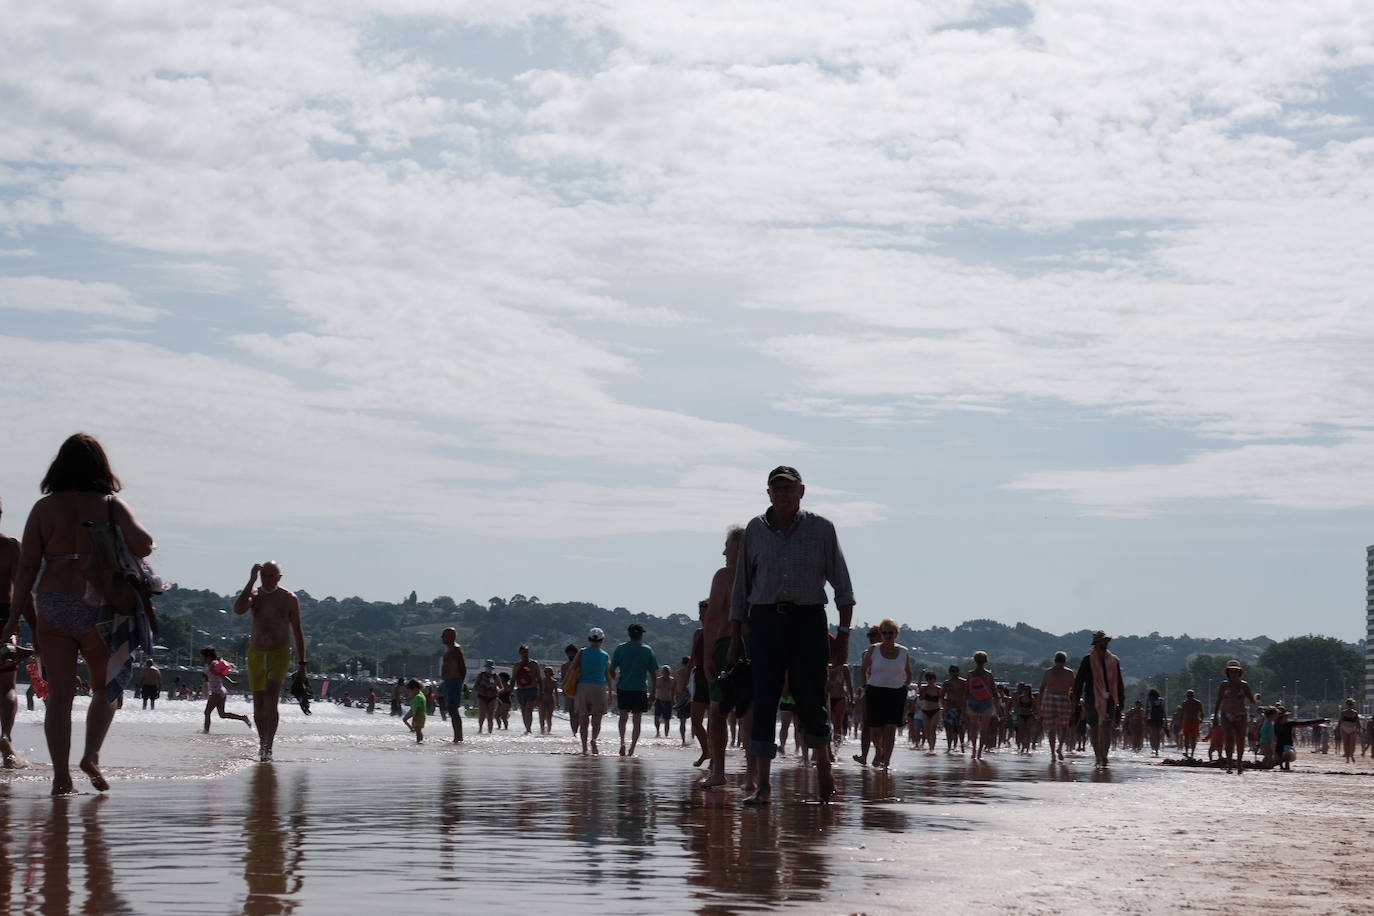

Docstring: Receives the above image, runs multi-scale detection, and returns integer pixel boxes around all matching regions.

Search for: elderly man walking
[728,465,855,804]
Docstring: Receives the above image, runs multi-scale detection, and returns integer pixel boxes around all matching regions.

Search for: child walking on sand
[402,678,426,743]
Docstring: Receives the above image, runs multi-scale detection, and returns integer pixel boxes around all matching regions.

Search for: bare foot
[692,752,708,767]
[628,744,637,757]
[79,759,110,792]
[699,773,728,788]
[591,742,599,755]
[619,744,626,757]
[741,788,771,806]
[818,770,837,802]
[851,754,867,766]
[0,737,25,769]
[51,779,77,796]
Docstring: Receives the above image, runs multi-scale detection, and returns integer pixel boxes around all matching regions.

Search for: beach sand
[0,699,1370,914]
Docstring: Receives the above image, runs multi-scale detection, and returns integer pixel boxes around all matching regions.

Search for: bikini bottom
[36,592,99,640]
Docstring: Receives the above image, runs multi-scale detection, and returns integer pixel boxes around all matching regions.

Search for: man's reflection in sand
[437,764,467,882]
[682,766,836,911]
[243,764,306,916]
[29,794,132,916]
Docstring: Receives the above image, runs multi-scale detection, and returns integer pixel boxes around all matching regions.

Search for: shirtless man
[1038,652,1075,761]
[851,626,882,765]
[941,665,969,753]
[1178,689,1204,758]
[512,644,540,735]
[702,526,747,790]
[232,562,306,762]
[0,505,23,767]
[138,660,163,710]
[440,628,467,743]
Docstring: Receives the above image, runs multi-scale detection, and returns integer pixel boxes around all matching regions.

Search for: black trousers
[747,603,831,758]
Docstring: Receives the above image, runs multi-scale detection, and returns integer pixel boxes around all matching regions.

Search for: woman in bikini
[474,661,500,734]
[1336,699,1361,763]
[202,646,253,734]
[3,434,155,795]
[965,651,1002,761]
[1212,659,1257,775]
[538,666,557,734]
[918,670,943,755]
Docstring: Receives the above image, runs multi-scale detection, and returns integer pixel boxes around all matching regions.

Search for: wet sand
[0,700,1371,914]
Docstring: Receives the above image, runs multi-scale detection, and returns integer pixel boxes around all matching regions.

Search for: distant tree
[1259,636,1362,704]
[509,594,528,606]
[488,596,506,611]
[432,596,457,612]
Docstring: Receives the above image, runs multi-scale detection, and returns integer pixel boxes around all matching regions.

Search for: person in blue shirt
[568,628,611,755]
[609,623,659,757]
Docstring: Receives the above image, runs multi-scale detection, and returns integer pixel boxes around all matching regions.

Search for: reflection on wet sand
[22,794,132,916]
[681,766,837,912]
[243,764,306,916]
[0,730,1162,914]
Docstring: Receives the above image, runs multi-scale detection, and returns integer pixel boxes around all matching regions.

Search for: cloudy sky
[2,1,1372,641]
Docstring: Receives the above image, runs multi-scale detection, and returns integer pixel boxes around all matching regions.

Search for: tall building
[1367,545,1374,712]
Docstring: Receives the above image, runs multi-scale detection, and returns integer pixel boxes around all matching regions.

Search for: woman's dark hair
[40,433,122,494]
[201,646,219,660]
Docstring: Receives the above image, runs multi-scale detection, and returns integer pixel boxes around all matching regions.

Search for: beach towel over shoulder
[83,496,166,701]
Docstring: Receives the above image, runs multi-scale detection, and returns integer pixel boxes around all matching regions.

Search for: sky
[2,1,1373,642]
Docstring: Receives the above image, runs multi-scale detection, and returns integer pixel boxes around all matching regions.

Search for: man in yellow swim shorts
[233,561,307,762]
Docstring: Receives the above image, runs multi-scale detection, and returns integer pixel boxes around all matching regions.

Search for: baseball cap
[768,465,802,483]
[588,627,605,641]
[483,659,495,670]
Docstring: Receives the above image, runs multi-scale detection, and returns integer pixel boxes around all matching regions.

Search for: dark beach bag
[81,496,162,635]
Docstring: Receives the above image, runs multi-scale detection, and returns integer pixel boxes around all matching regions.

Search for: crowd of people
[0,437,1357,798]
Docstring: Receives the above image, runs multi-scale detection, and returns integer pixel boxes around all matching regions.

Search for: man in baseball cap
[728,464,855,804]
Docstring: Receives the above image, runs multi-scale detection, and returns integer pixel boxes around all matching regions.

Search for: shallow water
[0,700,1172,914]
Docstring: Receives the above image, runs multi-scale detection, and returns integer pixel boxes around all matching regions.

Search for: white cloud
[0,276,163,322]
[1006,433,1374,516]
[0,0,1371,532]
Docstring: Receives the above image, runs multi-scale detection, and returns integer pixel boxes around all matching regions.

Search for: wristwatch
[836,626,851,634]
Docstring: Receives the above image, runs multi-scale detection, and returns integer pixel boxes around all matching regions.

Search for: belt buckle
[776,601,796,613]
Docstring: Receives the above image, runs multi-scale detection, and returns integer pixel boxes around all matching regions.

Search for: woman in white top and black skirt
[860,618,911,770]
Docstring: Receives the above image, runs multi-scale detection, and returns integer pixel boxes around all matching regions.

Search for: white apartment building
[1367,545,1374,712]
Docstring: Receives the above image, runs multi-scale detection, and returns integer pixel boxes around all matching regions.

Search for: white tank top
[867,644,909,689]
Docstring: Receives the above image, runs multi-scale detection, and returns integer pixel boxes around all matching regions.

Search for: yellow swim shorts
[247,645,294,692]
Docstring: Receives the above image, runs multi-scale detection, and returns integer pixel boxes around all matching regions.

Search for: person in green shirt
[609,624,658,757]
[402,678,426,744]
